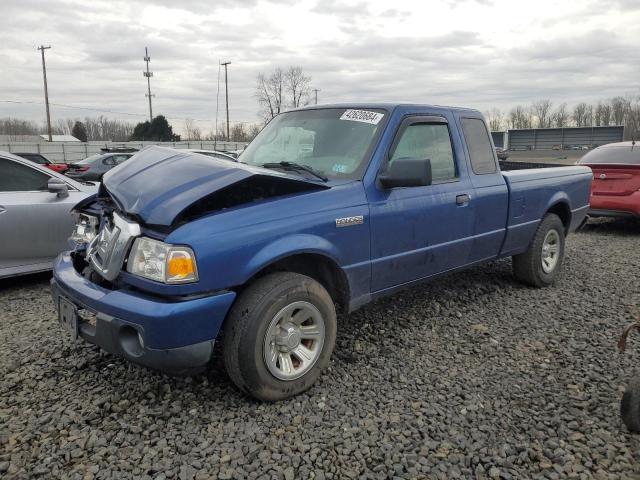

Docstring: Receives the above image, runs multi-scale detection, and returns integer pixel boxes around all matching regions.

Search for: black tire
[512,213,565,287]
[621,377,640,433]
[222,272,337,401]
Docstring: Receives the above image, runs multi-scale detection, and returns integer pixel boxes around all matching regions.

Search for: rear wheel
[512,213,565,287]
[222,272,337,401]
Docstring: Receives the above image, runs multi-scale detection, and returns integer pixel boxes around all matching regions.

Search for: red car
[14,152,69,174]
[578,142,640,219]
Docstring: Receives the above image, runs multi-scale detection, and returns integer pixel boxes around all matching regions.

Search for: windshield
[240,108,387,180]
[579,145,640,165]
[76,154,104,165]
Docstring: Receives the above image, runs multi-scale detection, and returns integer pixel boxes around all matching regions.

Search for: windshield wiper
[261,161,328,182]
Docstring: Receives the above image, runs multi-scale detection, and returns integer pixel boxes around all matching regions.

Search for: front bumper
[51,253,236,375]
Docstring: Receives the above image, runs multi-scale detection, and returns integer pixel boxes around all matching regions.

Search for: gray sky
[1,0,639,135]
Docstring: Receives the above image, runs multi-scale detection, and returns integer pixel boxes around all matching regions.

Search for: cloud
[0,0,639,136]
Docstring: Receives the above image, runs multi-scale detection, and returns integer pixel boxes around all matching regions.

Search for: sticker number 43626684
[340,109,384,125]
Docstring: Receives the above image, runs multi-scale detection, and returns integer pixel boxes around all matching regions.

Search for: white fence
[0,141,248,163]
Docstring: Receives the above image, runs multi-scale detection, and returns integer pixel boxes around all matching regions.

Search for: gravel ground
[1,218,640,480]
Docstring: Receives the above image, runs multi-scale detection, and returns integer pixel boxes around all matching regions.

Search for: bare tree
[623,98,640,140]
[485,108,504,131]
[285,66,311,108]
[83,116,134,141]
[53,118,74,135]
[508,105,532,129]
[229,123,248,142]
[216,122,228,141]
[248,123,261,141]
[0,118,41,139]
[184,118,196,140]
[552,103,570,127]
[183,118,201,140]
[256,66,313,120]
[256,68,285,121]
[531,100,553,128]
[599,103,612,126]
[611,96,629,125]
[572,102,593,127]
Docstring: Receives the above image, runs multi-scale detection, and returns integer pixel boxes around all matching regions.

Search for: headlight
[127,237,198,284]
[69,213,98,245]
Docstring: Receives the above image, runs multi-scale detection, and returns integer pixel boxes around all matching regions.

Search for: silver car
[0,151,97,278]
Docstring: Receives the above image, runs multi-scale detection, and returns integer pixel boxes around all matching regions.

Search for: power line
[37,45,52,141]
[1,99,148,117]
[0,99,258,125]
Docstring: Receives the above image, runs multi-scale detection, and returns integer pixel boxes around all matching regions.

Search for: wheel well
[244,254,350,313]
[547,202,571,232]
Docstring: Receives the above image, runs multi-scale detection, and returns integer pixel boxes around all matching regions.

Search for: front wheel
[512,213,565,287]
[222,272,337,401]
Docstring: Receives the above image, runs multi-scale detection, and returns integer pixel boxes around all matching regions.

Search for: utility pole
[38,45,52,142]
[143,47,154,122]
[221,61,231,141]
[313,88,321,105]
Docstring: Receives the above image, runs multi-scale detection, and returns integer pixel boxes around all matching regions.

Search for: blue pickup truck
[52,104,592,400]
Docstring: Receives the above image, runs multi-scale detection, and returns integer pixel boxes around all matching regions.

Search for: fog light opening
[119,326,144,358]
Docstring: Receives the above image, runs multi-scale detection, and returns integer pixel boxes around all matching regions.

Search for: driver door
[368,116,475,292]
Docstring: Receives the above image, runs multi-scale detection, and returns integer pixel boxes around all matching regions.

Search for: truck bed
[499,165,592,257]
[499,160,573,171]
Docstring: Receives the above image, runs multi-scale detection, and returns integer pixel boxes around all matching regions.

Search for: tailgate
[585,164,640,196]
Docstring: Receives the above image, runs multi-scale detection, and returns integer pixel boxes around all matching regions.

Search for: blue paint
[54,103,592,356]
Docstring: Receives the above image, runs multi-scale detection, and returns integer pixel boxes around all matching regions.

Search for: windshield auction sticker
[340,109,384,125]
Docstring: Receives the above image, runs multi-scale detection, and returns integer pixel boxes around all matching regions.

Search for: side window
[102,156,115,166]
[461,118,497,174]
[113,155,130,164]
[0,158,50,192]
[390,123,457,183]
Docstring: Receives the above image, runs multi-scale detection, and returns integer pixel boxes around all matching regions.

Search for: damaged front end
[101,146,330,230]
[67,185,128,289]
[67,147,330,289]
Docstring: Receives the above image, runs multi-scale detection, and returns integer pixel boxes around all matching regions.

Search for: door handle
[456,194,471,206]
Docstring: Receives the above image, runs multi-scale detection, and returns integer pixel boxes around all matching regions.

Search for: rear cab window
[461,118,498,175]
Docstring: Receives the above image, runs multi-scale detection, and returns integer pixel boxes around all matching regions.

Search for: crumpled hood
[103,146,328,227]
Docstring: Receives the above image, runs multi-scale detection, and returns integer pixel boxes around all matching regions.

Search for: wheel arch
[240,235,351,312]
[546,199,571,233]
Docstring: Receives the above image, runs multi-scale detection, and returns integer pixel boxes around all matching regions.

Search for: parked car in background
[579,141,640,219]
[0,152,97,278]
[183,149,237,162]
[52,103,591,401]
[66,150,135,181]
[495,147,509,160]
[14,152,68,174]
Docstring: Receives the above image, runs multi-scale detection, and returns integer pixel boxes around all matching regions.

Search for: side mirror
[378,158,432,188]
[48,177,69,198]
